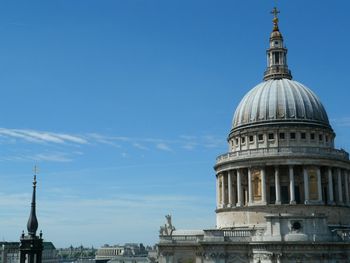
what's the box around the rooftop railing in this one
[159,229,255,243]
[159,228,350,244]
[216,146,349,164]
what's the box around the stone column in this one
[222,173,227,207]
[275,166,281,205]
[328,168,335,205]
[317,167,323,203]
[216,174,220,208]
[338,169,343,205]
[261,167,267,204]
[248,168,253,205]
[345,171,350,206]
[227,170,232,207]
[303,167,310,204]
[289,166,296,204]
[232,173,236,207]
[236,169,243,207]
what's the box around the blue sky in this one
[1,1,350,248]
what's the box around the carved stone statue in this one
[159,214,176,236]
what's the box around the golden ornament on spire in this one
[271,7,280,31]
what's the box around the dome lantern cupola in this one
[263,7,292,81]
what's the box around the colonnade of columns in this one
[216,166,350,208]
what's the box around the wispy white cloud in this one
[0,128,225,163]
[0,128,87,145]
[31,153,73,162]
[132,142,148,150]
[0,128,224,152]
[156,143,172,152]
[87,133,122,147]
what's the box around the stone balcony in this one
[216,146,349,165]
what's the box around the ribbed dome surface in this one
[233,79,330,130]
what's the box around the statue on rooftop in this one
[159,214,175,236]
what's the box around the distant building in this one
[0,243,20,263]
[0,242,58,263]
[157,7,350,263]
[42,243,59,263]
[96,245,125,261]
[95,244,149,263]
[57,245,96,262]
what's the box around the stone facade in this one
[157,7,350,263]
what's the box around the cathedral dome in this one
[232,79,330,131]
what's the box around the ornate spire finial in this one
[271,7,280,31]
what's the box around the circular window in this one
[292,221,302,231]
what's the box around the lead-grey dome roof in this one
[232,79,330,130]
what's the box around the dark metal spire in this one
[27,174,38,237]
[263,7,292,81]
[20,166,43,263]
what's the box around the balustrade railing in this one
[159,235,203,243]
[223,230,251,237]
[216,146,349,164]
[159,229,255,243]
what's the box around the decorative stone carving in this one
[159,215,176,236]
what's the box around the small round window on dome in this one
[291,221,302,233]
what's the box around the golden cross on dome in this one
[270,7,280,31]
[271,7,280,19]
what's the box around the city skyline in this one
[1,1,350,247]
